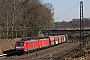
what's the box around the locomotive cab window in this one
[16,42,24,46]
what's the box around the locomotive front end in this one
[15,41,24,52]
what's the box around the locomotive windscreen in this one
[16,42,24,46]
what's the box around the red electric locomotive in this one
[15,39,39,53]
[15,38,50,53]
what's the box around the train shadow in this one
[3,49,17,56]
[3,49,24,57]
[3,49,37,57]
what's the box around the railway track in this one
[0,41,80,60]
[36,42,80,60]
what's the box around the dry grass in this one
[0,38,22,54]
[65,55,90,60]
[64,50,90,60]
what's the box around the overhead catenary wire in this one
[55,3,80,19]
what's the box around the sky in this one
[42,0,90,22]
